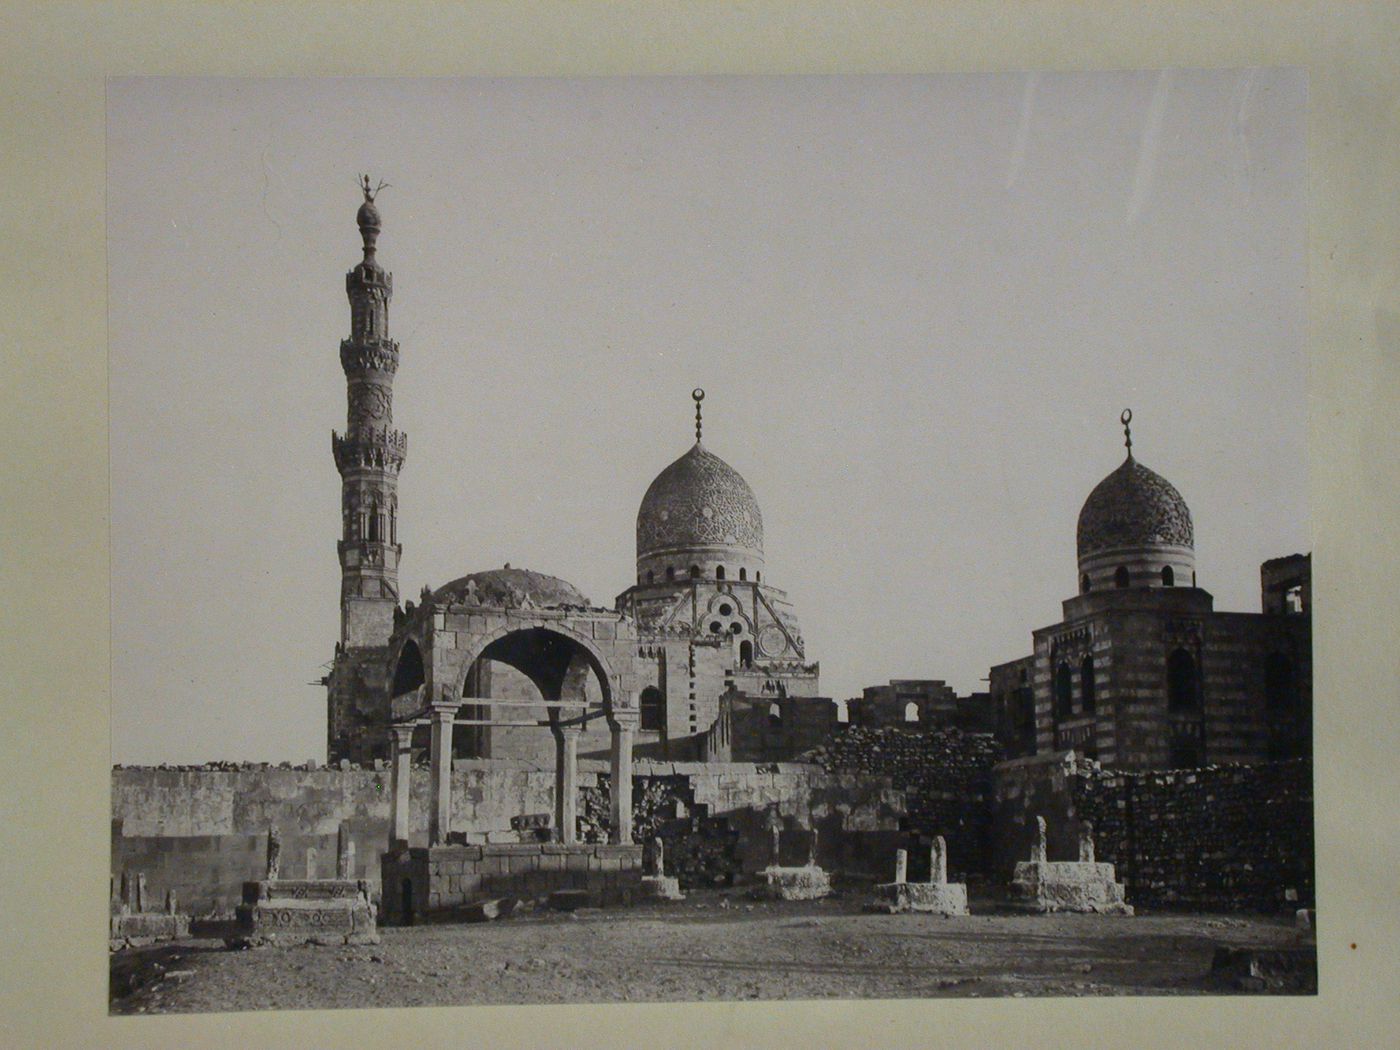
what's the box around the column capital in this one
[429,700,461,719]
[608,712,639,732]
[389,722,416,744]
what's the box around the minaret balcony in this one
[340,337,400,375]
[333,427,408,471]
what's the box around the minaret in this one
[332,176,406,648]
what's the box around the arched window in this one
[1114,566,1130,589]
[1161,565,1175,587]
[755,571,762,583]
[1082,573,1092,594]
[834,698,849,724]
[1265,652,1296,713]
[666,567,676,581]
[904,701,919,723]
[767,702,782,726]
[390,507,397,544]
[367,502,382,542]
[716,566,726,580]
[690,565,701,579]
[1055,662,1073,719]
[1081,655,1096,715]
[739,640,753,668]
[639,686,665,731]
[646,570,654,584]
[1167,648,1200,712]
[739,568,747,581]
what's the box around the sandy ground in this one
[110,890,1307,1015]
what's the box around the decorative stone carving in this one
[637,444,764,557]
[1077,456,1194,557]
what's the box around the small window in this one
[903,701,919,723]
[709,621,722,634]
[739,568,747,581]
[768,702,782,725]
[1161,565,1174,587]
[666,567,676,581]
[755,571,762,582]
[1114,566,1130,589]
[690,565,701,579]
[1055,662,1073,719]
[739,640,753,668]
[716,566,726,580]
[1082,573,1092,594]
[719,603,732,616]
[1167,648,1200,712]
[1081,655,1096,715]
[646,570,654,584]
[639,686,665,731]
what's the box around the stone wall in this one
[111,758,907,915]
[802,726,1003,877]
[992,752,1314,911]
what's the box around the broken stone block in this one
[754,864,831,901]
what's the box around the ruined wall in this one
[992,752,1314,911]
[111,758,907,914]
[802,726,1003,877]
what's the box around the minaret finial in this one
[692,388,705,444]
[355,175,389,261]
[1121,408,1133,457]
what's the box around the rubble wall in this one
[992,753,1314,911]
[801,727,1003,877]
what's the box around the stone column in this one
[931,835,947,885]
[894,849,908,884]
[609,718,635,845]
[1078,820,1095,864]
[388,724,415,849]
[1031,815,1048,864]
[554,725,581,845]
[428,701,461,846]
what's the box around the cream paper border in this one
[2,2,1397,1047]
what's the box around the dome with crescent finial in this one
[1076,456,1194,559]
[1074,411,1197,593]
[637,442,765,561]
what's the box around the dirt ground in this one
[110,889,1308,1015]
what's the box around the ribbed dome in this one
[1077,455,1194,559]
[637,443,764,558]
[431,568,590,609]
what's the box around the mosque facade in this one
[989,413,1312,771]
[325,187,819,768]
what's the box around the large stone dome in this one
[636,443,764,560]
[431,567,591,609]
[1077,455,1194,560]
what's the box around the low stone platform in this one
[1009,861,1133,915]
[231,878,379,947]
[866,880,968,916]
[382,842,645,924]
[110,911,190,950]
[754,865,831,901]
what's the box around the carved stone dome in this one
[636,443,764,560]
[1076,455,1194,560]
[431,567,590,609]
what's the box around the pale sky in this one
[108,72,1307,765]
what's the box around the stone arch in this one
[390,638,425,699]
[449,620,619,717]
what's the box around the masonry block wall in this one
[991,752,1314,911]
[111,759,908,914]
